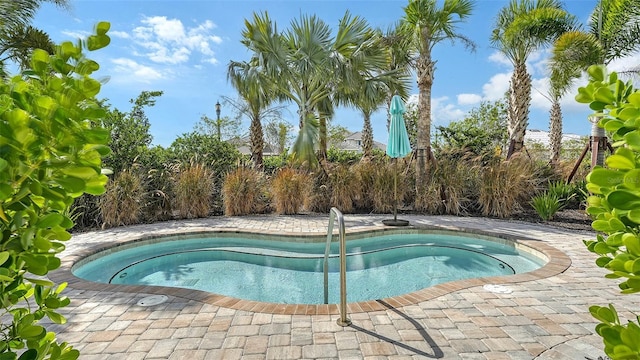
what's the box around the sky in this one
[30,0,640,148]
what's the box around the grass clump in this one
[223,167,269,216]
[476,155,539,218]
[271,167,310,214]
[328,164,361,213]
[174,163,214,218]
[100,170,144,228]
[373,161,401,214]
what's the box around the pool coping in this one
[50,223,571,315]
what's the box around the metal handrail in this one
[323,207,351,327]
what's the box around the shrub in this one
[476,155,539,218]
[263,153,289,175]
[100,170,144,228]
[305,169,331,213]
[69,194,102,231]
[578,65,640,358]
[530,193,562,221]
[0,23,111,359]
[271,167,311,214]
[222,167,269,216]
[546,180,575,203]
[174,163,214,218]
[327,147,362,164]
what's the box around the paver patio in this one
[45,214,637,359]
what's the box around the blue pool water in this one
[72,232,544,304]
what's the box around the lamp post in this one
[215,101,221,141]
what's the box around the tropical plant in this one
[239,11,387,166]
[546,180,576,203]
[578,65,640,359]
[0,26,55,71]
[401,0,475,188]
[0,22,110,359]
[346,26,412,162]
[530,193,562,220]
[0,0,69,75]
[226,60,284,170]
[378,22,414,130]
[222,167,269,216]
[550,0,640,167]
[491,0,576,158]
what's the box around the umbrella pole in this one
[393,158,398,222]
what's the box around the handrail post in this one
[324,207,351,327]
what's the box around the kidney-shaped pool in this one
[72,230,546,304]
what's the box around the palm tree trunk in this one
[319,116,327,164]
[549,101,562,166]
[362,112,373,161]
[506,63,531,158]
[416,53,434,187]
[250,116,264,170]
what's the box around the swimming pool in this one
[72,230,545,304]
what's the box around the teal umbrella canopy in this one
[386,95,411,158]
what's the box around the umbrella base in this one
[382,219,410,227]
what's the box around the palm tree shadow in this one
[348,299,444,358]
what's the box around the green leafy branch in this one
[579,64,640,359]
[0,22,111,360]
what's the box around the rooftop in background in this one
[524,129,585,148]
[334,131,386,152]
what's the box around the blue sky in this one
[31,0,639,147]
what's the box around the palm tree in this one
[491,0,576,158]
[352,80,388,161]
[549,0,640,166]
[227,60,283,170]
[239,11,386,167]
[401,0,475,188]
[379,23,413,130]
[0,0,70,75]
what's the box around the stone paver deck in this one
[45,214,636,359]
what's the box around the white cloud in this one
[457,93,482,105]
[609,51,640,74]
[129,16,222,65]
[432,96,466,124]
[530,77,552,111]
[406,94,466,125]
[111,58,164,83]
[482,72,511,101]
[61,30,90,39]
[110,31,130,39]
[488,51,511,67]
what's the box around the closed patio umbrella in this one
[383,95,411,227]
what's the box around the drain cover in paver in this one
[483,284,512,294]
[137,295,168,306]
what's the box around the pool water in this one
[73,232,544,304]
